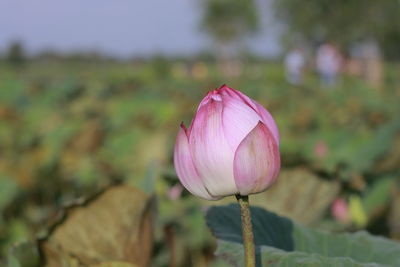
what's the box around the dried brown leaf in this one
[40,185,154,267]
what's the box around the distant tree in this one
[201,0,259,59]
[6,41,26,67]
[274,0,400,59]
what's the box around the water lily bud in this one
[174,85,280,200]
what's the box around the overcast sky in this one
[0,0,281,58]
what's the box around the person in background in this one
[284,47,306,85]
[316,43,342,87]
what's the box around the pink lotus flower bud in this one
[174,85,280,200]
[167,184,183,200]
[331,198,350,223]
[314,140,328,159]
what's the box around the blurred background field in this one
[1,0,400,266]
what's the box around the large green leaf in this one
[207,204,294,251]
[206,204,400,266]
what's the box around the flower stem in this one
[236,194,256,267]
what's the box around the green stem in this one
[236,195,256,267]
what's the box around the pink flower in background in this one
[331,198,350,223]
[314,140,328,158]
[174,85,280,200]
[167,184,184,200]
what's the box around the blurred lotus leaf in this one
[7,241,40,267]
[252,168,340,225]
[40,185,154,267]
[0,176,19,214]
[135,133,167,170]
[349,195,368,227]
[362,177,394,219]
[389,185,400,240]
[90,262,137,267]
[67,119,104,153]
[376,133,400,173]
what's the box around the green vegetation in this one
[0,59,399,266]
